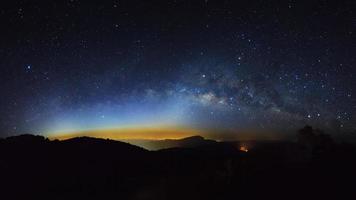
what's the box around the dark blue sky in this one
[0,0,355,138]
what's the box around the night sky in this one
[0,0,355,139]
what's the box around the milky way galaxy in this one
[0,0,355,139]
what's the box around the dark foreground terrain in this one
[0,126,355,200]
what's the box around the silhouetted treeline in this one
[0,127,355,200]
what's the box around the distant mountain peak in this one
[180,135,205,141]
[127,135,217,150]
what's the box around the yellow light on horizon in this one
[48,126,205,141]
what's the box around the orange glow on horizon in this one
[47,125,286,142]
[49,126,204,141]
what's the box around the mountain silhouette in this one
[124,135,217,150]
[0,128,355,200]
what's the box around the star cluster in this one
[0,0,355,138]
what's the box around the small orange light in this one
[240,146,248,152]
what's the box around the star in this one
[0,0,354,137]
